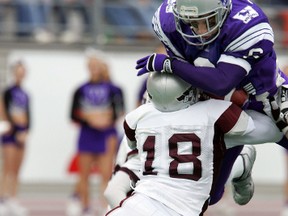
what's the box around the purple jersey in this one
[153,0,287,112]
[108,82,125,121]
[70,81,124,153]
[1,84,30,145]
[3,85,30,128]
[71,81,124,124]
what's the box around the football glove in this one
[136,53,173,76]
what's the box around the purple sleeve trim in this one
[119,167,140,183]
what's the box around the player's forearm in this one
[172,60,246,96]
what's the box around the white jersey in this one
[114,136,141,182]
[115,137,137,167]
[123,99,253,216]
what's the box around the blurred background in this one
[0,0,288,215]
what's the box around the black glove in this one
[136,53,173,76]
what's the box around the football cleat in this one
[232,145,256,205]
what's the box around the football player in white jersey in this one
[105,72,282,216]
[135,0,288,207]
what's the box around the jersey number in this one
[243,48,263,59]
[143,133,202,181]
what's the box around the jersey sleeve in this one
[123,108,139,149]
[2,88,30,130]
[70,87,86,125]
[26,94,31,129]
[123,120,136,149]
[111,85,125,120]
[3,89,12,123]
[123,104,153,149]
[172,59,247,96]
[213,101,254,136]
[219,1,274,67]
[208,3,277,96]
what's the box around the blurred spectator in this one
[54,0,92,44]
[279,10,288,47]
[255,0,288,5]
[15,0,55,43]
[0,60,30,215]
[104,0,162,41]
[66,49,124,216]
[126,0,162,31]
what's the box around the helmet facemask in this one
[172,0,231,47]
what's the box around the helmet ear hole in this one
[146,72,199,112]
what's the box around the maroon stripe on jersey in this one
[127,149,138,159]
[210,103,241,196]
[123,120,136,141]
[215,104,242,133]
[105,204,121,215]
[200,198,209,216]
[113,164,121,174]
[119,167,140,183]
[209,127,227,202]
[106,193,136,215]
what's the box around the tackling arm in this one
[136,53,247,97]
[171,60,247,96]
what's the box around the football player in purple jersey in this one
[135,0,288,206]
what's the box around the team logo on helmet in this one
[177,86,197,103]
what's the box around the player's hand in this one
[136,53,173,76]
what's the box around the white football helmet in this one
[146,72,199,112]
[172,0,231,47]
